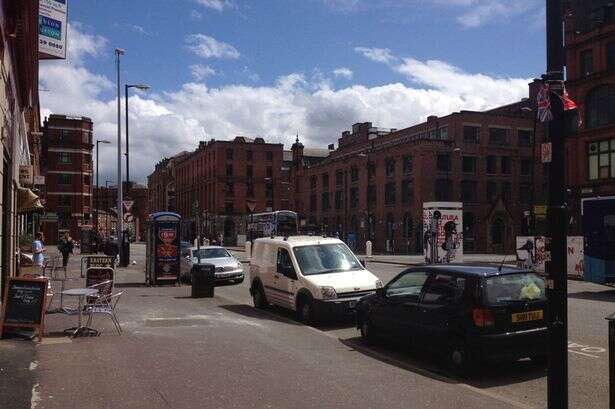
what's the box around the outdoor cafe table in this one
[61,288,99,337]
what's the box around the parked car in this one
[249,236,382,322]
[181,246,244,286]
[355,265,548,373]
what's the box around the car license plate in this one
[348,300,357,308]
[511,310,543,323]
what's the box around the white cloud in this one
[322,0,360,11]
[333,67,353,79]
[189,64,217,80]
[185,34,240,59]
[194,0,235,11]
[129,24,153,36]
[190,10,203,20]
[41,25,530,185]
[354,47,396,64]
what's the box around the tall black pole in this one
[545,1,567,408]
[95,141,99,232]
[125,84,130,195]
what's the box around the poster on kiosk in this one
[423,202,463,264]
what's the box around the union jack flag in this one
[536,83,553,123]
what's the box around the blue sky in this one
[40,0,547,183]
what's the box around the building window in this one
[266,166,273,178]
[226,164,233,177]
[518,129,533,147]
[350,187,359,208]
[501,156,511,174]
[464,213,475,239]
[608,42,615,70]
[247,183,254,197]
[335,190,343,210]
[83,175,90,186]
[247,150,253,161]
[586,85,615,128]
[59,129,70,143]
[226,149,234,160]
[58,174,72,185]
[588,140,615,180]
[310,194,317,210]
[310,176,317,190]
[402,213,413,238]
[385,158,395,178]
[247,165,253,178]
[266,151,273,161]
[436,154,451,172]
[335,170,343,187]
[435,179,452,201]
[463,126,480,144]
[580,49,594,77]
[59,152,71,164]
[521,159,532,176]
[225,202,234,214]
[486,181,497,202]
[501,181,511,201]
[401,179,413,204]
[266,180,273,199]
[322,173,329,189]
[367,185,377,207]
[439,126,449,140]
[491,218,505,246]
[402,155,413,175]
[226,181,234,196]
[486,155,497,174]
[385,182,396,205]
[58,195,71,207]
[462,156,476,173]
[460,180,477,203]
[350,166,359,182]
[520,182,532,204]
[322,192,330,210]
[489,128,509,145]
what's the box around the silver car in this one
[182,246,244,286]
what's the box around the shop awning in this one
[17,188,44,214]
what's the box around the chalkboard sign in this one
[86,256,115,269]
[0,277,48,341]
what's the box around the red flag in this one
[562,88,577,111]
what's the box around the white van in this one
[249,236,382,322]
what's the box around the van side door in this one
[273,247,298,309]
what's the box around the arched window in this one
[586,85,615,128]
[402,213,413,238]
[491,218,505,246]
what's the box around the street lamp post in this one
[95,140,111,233]
[522,106,539,235]
[124,83,150,194]
[115,48,125,264]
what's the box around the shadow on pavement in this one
[115,282,148,288]
[218,304,304,326]
[568,289,615,302]
[339,336,546,388]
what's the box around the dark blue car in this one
[355,265,548,373]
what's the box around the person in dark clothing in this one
[59,232,74,267]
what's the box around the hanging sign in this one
[541,142,552,163]
[39,0,68,59]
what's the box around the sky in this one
[39,0,547,184]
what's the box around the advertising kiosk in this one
[423,202,463,264]
[146,212,181,285]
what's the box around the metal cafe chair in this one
[84,291,124,335]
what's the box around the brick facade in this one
[41,115,93,244]
[564,1,615,230]
[291,107,544,254]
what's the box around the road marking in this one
[569,350,599,358]
[568,341,605,358]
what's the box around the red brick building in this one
[291,106,544,254]
[147,151,189,215]
[564,1,615,229]
[173,137,286,245]
[93,182,148,240]
[41,115,93,244]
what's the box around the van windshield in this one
[483,273,546,305]
[293,243,363,276]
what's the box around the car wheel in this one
[449,338,475,376]
[252,282,268,309]
[297,297,315,324]
[359,319,377,344]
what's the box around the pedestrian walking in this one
[32,232,46,274]
[59,232,74,268]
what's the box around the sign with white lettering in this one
[541,142,552,163]
[19,166,33,185]
[39,0,68,59]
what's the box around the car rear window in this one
[483,273,546,305]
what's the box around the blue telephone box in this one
[582,197,615,284]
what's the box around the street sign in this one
[19,165,33,185]
[541,142,552,163]
[123,201,134,213]
[124,212,134,223]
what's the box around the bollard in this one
[245,241,251,260]
[607,313,615,409]
[366,241,372,258]
[194,238,198,247]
